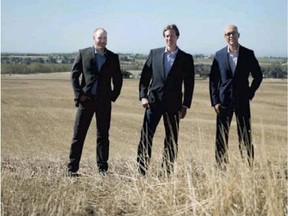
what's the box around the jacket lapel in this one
[158,47,165,80]
[88,47,98,73]
[101,49,109,72]
[223,47,233,77]
[170,49,182,73]
[233,45,242,77]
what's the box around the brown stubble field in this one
[1,73,287,216]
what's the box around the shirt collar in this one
[94,46,106,55]
[227,45,240,54]
[165,47,179,55]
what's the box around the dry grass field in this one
[1,72,287,216]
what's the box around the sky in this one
[1,0,287,57]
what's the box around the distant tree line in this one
[1,54,75,64]
[1,63,72,74]
[1,53,287,79]
[261,62,287,78]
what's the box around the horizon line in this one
[1,51,287,58]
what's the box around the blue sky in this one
[1,0,287,56]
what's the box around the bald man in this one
[68,28,123,176]
[209,25,262,168]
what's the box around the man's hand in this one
[79,95,91,102]
[214,103,222,114]
[178,106,187,119]
[141,98,149,109]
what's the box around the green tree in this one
[270,62,287,78]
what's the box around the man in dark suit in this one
[209,25,263,168]
[137,24,195,175]
[68,28,123,176]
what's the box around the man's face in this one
[164,29,178,48]
[224,26,239,46]
[93,29,107,50]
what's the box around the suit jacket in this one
[139,47,195,113]
[71,47,123,106]
[209,45,263,110]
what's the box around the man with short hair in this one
[209,25,263,168]
[68,28,123,176]
[137,24,195,175]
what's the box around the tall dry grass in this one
[1,73,287,215]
